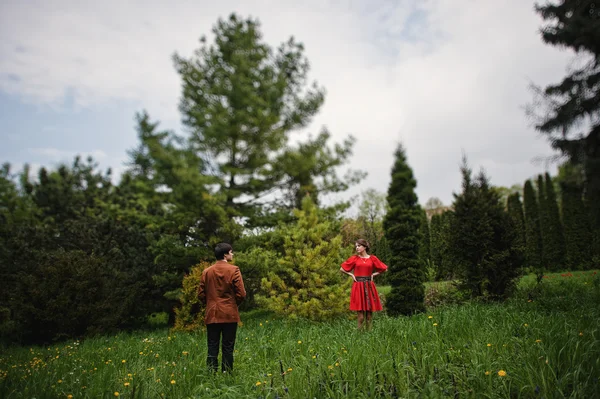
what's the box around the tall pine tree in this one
[523,179,544,276]
[382,143,425,316]
[173,13,362,227]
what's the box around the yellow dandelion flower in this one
[433,323,438,326]
[139,352,143,355]
[58,379,63,383]
[260,323,263,327]
[524,323,528,327]
[256,381,261,386]
[182,351,189,355]
[114,392,119,397]
[121,360,126,364]
[124,382,130,387]
[487,344,492,347]
[287,367,293,372]
[335,362,339,367]
[267,373,272,377]
[298,340,302,344]
[498,370,507,377]
[485,371,490,376]
[67,395,73,399]
[170,380,176,385]
[428,315,433,319]
[579,332,583,336]
[535,339,542,343]
[312,355,316,359]
[328,365,333,370]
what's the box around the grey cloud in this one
[0,0,574,207]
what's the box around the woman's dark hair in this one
[355,239,370,253]
[214,242,232,260]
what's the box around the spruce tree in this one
[383,143,425,316]
[523,180,544,276]
[544,172,566,270]
[449,157,523,299]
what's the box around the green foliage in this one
[506,192,526,259]
[528,0,600,259]
[0,159,165,344]
[559,163,594,269]
[523,179,543,274]
[430,211,455,281]
[449,156,524,299]
[542,172,566,270]
[172,13,363,227]
[233,247,279,310]
[172,261,211,332]
[418,208,431,267]
[256,196,352,321]
[383,143,426,315]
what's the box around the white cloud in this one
[0,0,575,206]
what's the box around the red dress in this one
[341,255,388,312]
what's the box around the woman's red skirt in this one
[349,280,383,312]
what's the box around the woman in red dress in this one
[340,239,388,330]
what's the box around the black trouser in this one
[206,322,238,372]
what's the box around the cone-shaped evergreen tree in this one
[429,214,442,277]
[559,163,593,269]
[383,143,425,316]
[418,208,431,267]
[256,195,351,321]
[507,192,526,256]
[536,175,550,268]
[523,179,543,275]
[543,172,566,270]
[449,157,523,299]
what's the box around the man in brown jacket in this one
[198,242,246,373]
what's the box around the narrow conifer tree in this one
[523,179,544,277]
[544,172,566,270]
[449,157,523,299]
[559,164,593,269]
[537,175,550,268]
[507,192,526,255]
[383,143,425,316]
[418,209,431,267]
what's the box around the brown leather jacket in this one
[198,260,246,324]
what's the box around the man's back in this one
[198,260,246,324]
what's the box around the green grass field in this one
[1,271,599,398]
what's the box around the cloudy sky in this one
[0,0,574,211]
